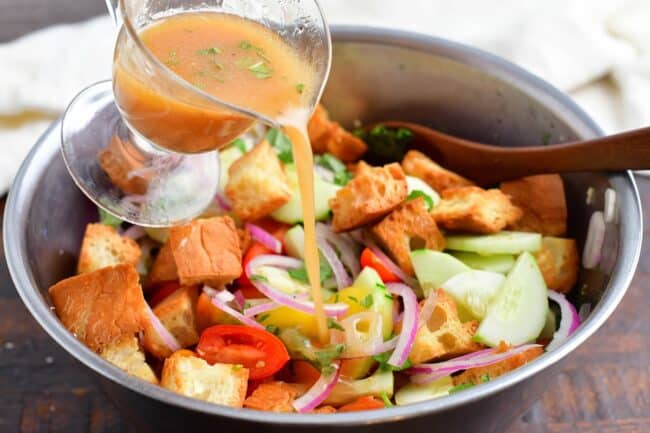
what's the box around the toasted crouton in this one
[98,135,149,195]
[225,140,292,221]
[147,241,178,287]
[169,216,242,286]
[431,186,523,234]
[330,163,408,232]
[370,197,445,275]
[244,381,303,412]
[409,289,483,364]
[196,292,239,332]
[100,335,158,384]
[452,346,543,386]
[401,150,473,192]
[48,264,147,352]
[77,223,142,274]
[161,350,248,407]
[308,104,367,162]
[142,285,199,359]
[500,175,568,236]
[536,237,579,294]
[312,406,337,414]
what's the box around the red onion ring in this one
[122,225,146,240]
[245,255,349,318]
[247,223,282,254]
[292,362,341,413]
[232,289,246,310]
[314,165,335,183]
[203,286,265,330]
[368,243,419,288]
[408,344,542,384]
[317,223,361,277]
[418,290,439,328]
[386,283,419,367]
[316,226,352,289]
[546,290,580,351]
[214,192,232,211]
[243,301,279,317]
[144,304,181,352]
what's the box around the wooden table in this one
[0,177,647,433]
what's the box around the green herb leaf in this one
[265,325,279,335]
[248,61,273,79]
[332,170,353,186]
[355,125,414,164]
[196,46,222,55]
[347,295,359,304]
[373,352,412,372]
[361,293,374,308]
[315,153,353,186]
[449,383,475,394]
[287,256,333,284]
[406,190,434,210]
[480,374,491,383]
[98,208,122,228]
[257,313,270,323]
[266,128,293,163]
[327,318,344,331]
[295,83,305,94]
[380,391,394,407]
[250,274,268,282]
[230,138,247,154]
[239,40,254,50]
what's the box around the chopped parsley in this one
[327,318,344,331]
[230,138,247,153]
[196,46,222,55]
[165,50,179,66]
[373,352,412,372]
[265,325,279,335]
[249,274,268,282]
[98,208,122,228]
[295,83,305,94]
[354,124,414,164]
[287,256,333,284]
[406,190,434,210]
[347,295,359,304]
[361,293,374,308]
[257,313,270,323]
[315,153,353,186]
[266,128,293,163]
[239,40,254,50]
[248,62,273,79]
[449,383,474,394]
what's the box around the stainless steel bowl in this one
[4,26,642,433]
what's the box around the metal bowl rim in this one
[3,24,642,426]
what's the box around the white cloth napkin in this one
[1,0,649,194]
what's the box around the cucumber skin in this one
[451,251,515,274]
[446,231,542,255]
[474,252,548,347]
[283,225,305,259]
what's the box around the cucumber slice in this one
[283,225,305,259]
[325,370,393,405]
[475,252,548,347]
[446,231,542,255]
[406,176,440,207]
[410,250,470,297]
[353,267,394,339]
[395,376,453,406]
[539,308,557,340]
[144,227,169,244]
[255,266,310,295]
[441,270,506,320]
[271,164,341,224]
[218,145,244,192]
[450,251,515,274]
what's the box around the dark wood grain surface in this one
[0,177,647,433]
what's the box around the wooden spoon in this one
[378,121,650,186]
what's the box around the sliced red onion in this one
[316,227,352,289]
[368,243,419,288]
[408,344,542,384]
[583,211,605,269]
[243,301,279,317]
[214,192,232,211]
[246,255,349,318]
[203,286,265,330]
[232,289,246,310]
[418,290,438,328]
[386,283,419,367]
[144,304,181,352]
[122,225,146,240]
[317,223,361,277]
[247,223,282,254]
[292,362,341,413]
[314,165,335,183]
[546,290,581,352]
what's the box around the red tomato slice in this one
[237,284,266,299]
[196,325,289,380]
[147,281,181,307]
[360,248,400,283]
[237,242,273,287]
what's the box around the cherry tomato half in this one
[237,243,272,287]
[196,325,289,380]
[359,248,400,283]
[147,281,181,307]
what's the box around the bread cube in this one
[500,174,568,236]
[161,350,249,407]
[536,237,579,294]
[401,150,473,192]
[431,186,523,234]
[48,264,147,352]
[169,216,242,286]
[330,163,408,232]
[147,241,178,287]
[98,135,149,195]
[225,140,292,221]
[77,223,141,274]
[308,104,367,162]
[370,197,445,276]
[409,289,483,364]
[244,381,303,412]
[100,335,158,384]
[452,346,543,386]
[142,285,200,359]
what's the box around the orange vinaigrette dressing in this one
[117,12,328,342]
